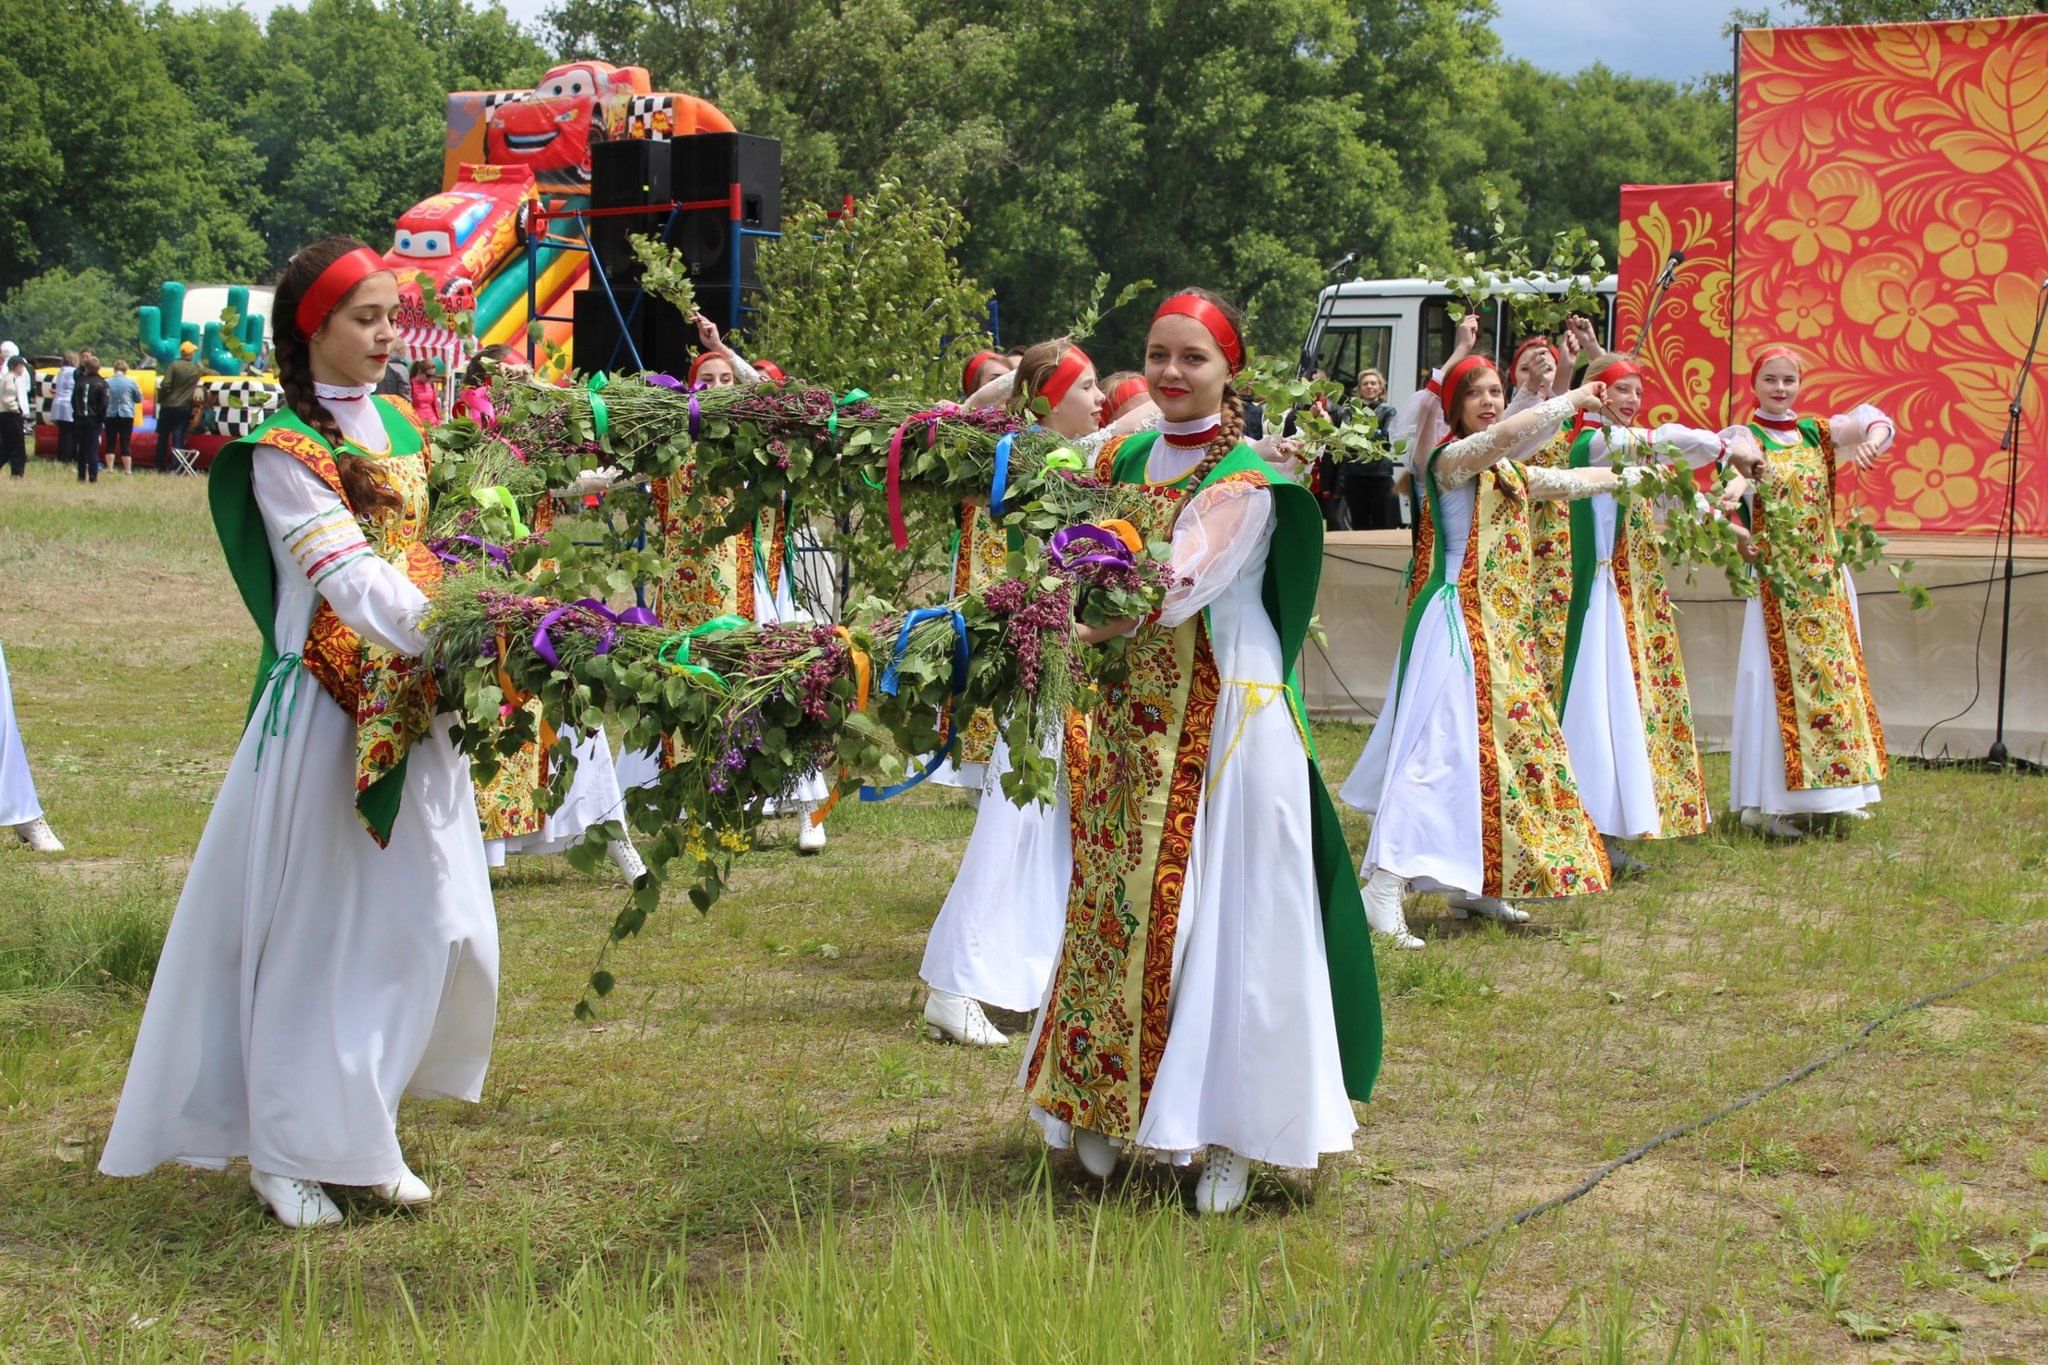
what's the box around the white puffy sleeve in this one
[965,369,1016,408]
[1389,373,1443,474]
[1828,403,1896,457]
[1522,464,1616,502]
[253,448,432,657]
[1433,393,1578,489]
[1643,423,1726,469]
[1154,480,1277,628]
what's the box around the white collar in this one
[314,380,375,401]
[1160,413,1222,436]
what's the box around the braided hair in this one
[271,235,401,516]
[1167,288,1249,492]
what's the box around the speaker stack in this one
[579,133,782,376]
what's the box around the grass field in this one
[2,459,2046,1362]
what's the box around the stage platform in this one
[1305,531,2048,764]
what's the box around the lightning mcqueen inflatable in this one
[386,163,537,312]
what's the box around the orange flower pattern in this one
[1616,182,1735,435]
[1735,16,2048,534]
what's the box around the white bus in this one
[1300,274,1619,404]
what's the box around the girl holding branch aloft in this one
[1721,346,1895,839]
[1340,338,1637,947]
[1022,291,1380,1216]
[101,237,499,1228]
[1551,353,1759,875]
[920,337,1105,1048]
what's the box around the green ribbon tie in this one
[471,485,530,540]
[254,652,304,770]
[1043,447,1087,473]
[654,614,751,688]
[586,372,611,450]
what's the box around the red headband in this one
[1037,345,1093,410]
[1749,345,1802,386]
[961,349,1001,396]
[1103,375,1150,423]
[1439,355,1497,421]
[1588,357,1642,387]
[295,246,390,340]
[1153,293,1244,372]
[689,351,729,385]
[754,360,787,382]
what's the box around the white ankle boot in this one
[1363,870,1424,950]
[923,989,1007,1046]
[607,838,647,883]
[367,1164,433,1206]
[796,807,826,854]
[1194,1146,1252,1214]
[250,1168,342,1228]
[1446,891,1530,923]
[13,817,62,852]
[1073,1128,1120,1180]
[1739,807,1804,840]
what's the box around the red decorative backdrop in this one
[1617,181,1736,434]
[1734,14,2048,534]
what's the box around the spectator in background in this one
[105,360,141,475]
[408,359,441,425]
[2,354,29,478]
[377,337,410,396]
[51,351,78,468]
[156,342,203,474]
[1345,368,1401,531]
[72,351,109,483]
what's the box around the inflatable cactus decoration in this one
[138,281,202,365]
[204,288,265,375]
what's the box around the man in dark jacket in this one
[156,342,203,473]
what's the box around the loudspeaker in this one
[574,288,694,377]
[589,138,673,288]
[671,133,781,292]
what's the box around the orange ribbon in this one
[810,626,871,827]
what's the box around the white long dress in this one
[1339,393,1597,893]
[1027,439,1355,1170]
[0,639,46,827]
[1555,420,1724,840]
[100,394,498,1187]
[919,733,1069,1010]
[484,727,628,865]
[1722,405,1894,818]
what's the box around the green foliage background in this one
[5,0,2028,360]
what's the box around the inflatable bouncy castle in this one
[394,61,734,377]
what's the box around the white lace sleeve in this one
[1155,481,1277,628]
[1522,463,1616,502]
[965,369,1015,408]
[1433,393,1578,489]
[728,353,764,385]
[1828,403,1896,457]
[253,448,431,656]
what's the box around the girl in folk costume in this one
[920,338,1105,1047]
[100,238,498,1228]
[1721,347,1894,839]
[453,346,646,883]
[1339,347,1632,948]
[1552,353,1760,874]
[1022,292,1381,1216]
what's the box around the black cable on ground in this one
[1388,936,2048,1283]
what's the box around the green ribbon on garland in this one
[825,389,870,440]
[1043,447,1087,473]
[586,372,611,450]
[653,613,751,689]
[470,485,530,541]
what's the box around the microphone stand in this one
[1986,283,2047,769]
[1629,252,1685,361]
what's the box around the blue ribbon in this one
[253,652,304,771]
[989,433,1015,518]
[861,607,969,802]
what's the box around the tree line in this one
[2,0,2029,362]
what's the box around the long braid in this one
[1180,385,1246,492]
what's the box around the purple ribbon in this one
[645,373,684,389]
[688,392,701,439]
[532,598,661,669]
[1048,525,1136,573]
[429,536,511,568]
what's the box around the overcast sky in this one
[173,0,1745,84]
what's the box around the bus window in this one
[1312,323,1393,390]
[1419,297,1503,379]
